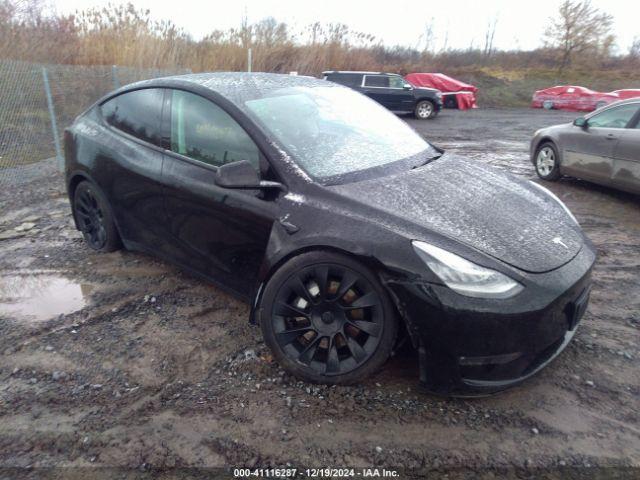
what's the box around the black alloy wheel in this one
[260,252,397,384]
[73,181,121,252]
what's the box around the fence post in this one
[112,65,120,89]
[247,48,252,73]
[42,67,63,172]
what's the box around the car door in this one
[159,89,278,298]
[97,88,169,251]
[611,104,640,194]
[385,75,415,112]
[362,75,393,108]
[561,103,640,186]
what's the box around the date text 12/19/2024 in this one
[233,468,400,478]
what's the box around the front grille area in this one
[459,286,591,384]
[459,331,567,382]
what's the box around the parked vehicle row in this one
[532,85,640,112]
[323,72,640,118]
[64,72,596,396]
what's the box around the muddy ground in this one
[0,108,638,478]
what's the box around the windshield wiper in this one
[411,152,443,169]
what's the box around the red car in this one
[405,73,478,110]
[610,89,640,100]
[531,85,619,112]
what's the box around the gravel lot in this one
[0,108,639,477]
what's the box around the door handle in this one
[605,134,617,140]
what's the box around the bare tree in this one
[630,36,640,58]
[543,0,615,71]
[253,17,291,48]
[238,7,251,49]
[419,17,436,53]
[483,15,498,57]
[440,24,449,53]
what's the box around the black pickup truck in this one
[322,71,443,119]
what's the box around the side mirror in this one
[573,117,588,129]
[214,160,286,191]
[403,84,413,90]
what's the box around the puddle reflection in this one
[0,271,92,322]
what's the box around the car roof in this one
[613,97,640,105]
[585,97,640,117]
[109,72,334,106]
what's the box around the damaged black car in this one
[64,73,596,395]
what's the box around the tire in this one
[595,101,607,110]
[259,251,398,385]
[414,100,437,119]
[73,180,121,252]
[443,96,458,109]
[542,100,554,110]
[534,142,561,181]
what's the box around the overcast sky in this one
[53,0,639,53]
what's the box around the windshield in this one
[243,86,436,181]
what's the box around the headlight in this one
[412,241,523,299]
[529,181,579,226]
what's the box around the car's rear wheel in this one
[73,180,121,252]
[534,142,561,181]
[443,96,458,109]
[415,100,437,119]
[542,100,554,110]
[259,251,398,385]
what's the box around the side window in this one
[364,75,389,88]
[169,90,260,168]
[100,88,164,145]
[587,104,640,129]
[326,73,362,87]
[388,76,405,88]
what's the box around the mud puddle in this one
[0,270,92,322]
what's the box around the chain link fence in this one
[0,59,190,186]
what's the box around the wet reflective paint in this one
[0,271,92,322]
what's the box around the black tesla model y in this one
[64,73,596,395]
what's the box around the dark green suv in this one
[322,71,443,119]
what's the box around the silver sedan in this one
[530,98,640,194]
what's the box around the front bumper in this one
[386,244,596,396]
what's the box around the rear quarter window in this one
[363,76,389,88]
[100,88,164,146]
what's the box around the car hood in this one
[537,123,572,135]
[330,154,583,273]
[414,87,439,94]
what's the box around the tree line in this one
[1,0,638,74]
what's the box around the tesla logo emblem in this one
[553,237,569,249]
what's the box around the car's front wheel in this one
[259,251,398,385]
[534,142,561,181]
[73,180,121,252]
[415,100,437,119]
